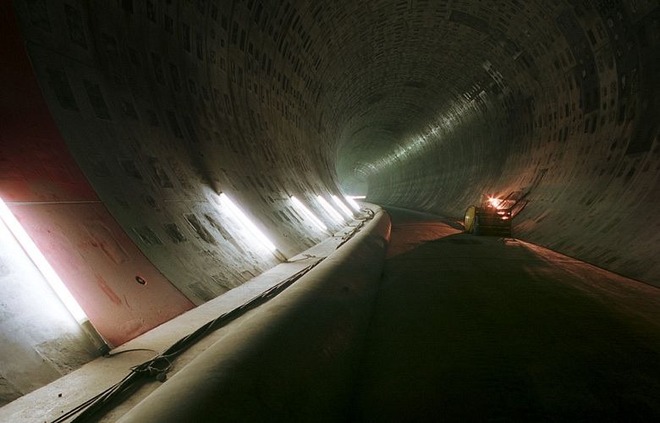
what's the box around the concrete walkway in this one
[350,207,660,422]
[0,212,376,422]
[5,206,660,422]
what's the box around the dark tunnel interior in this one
[1,0,660,415]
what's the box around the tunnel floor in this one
[349,207,660,422]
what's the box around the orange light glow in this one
[488,196,502,209]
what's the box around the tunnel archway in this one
[1,0,659,409]
[12,0,660,293]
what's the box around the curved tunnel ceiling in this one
[12,0,660,307]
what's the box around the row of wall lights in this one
[218,192,360,259]
[0,192,361,334]
[290,195,328,232]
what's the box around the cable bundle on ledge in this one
[53,260,321,423]
[53,210,376,422]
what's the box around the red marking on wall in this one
[83,221,129,265]
[124,295,133,310]
[10,203,194,346]
[96,274,123,306]
[121,318,147,341]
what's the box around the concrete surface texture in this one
[0,0,659,412]
[7,206,659,421]
[0,210,97,406]
[350,208,660,421]
[0,209,384,422]
[117,208,390,423]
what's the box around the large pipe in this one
[119,208,391,422]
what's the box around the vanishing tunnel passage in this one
[1,0,659,411]
[352,208,660,422]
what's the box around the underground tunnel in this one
[1,0,660,421]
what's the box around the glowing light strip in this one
[290,196,327,231]
[316,195,344,223]
[366,98,476,175]
[345,196,362,212]
[0,197,88,323]
[331,195,354,218]
[219,193,277,252]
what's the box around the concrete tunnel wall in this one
[1,0,659,406]
[118,208,391,423]
[364,1,660,285]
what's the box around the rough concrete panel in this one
[0,377,21,408]
[3,0,660,407]
[0,215,95,405]
[118,209,391,423]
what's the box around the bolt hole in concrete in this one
[135,276,147,285]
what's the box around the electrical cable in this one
[52,209,376,422]
[105,348,158,357]
[53,262,320,423]
[285,253,323,263]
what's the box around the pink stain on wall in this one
[96,274,123,306]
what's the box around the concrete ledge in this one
[118,207,391,422]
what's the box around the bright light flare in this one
[488,196,503,209]
[290,196,328,232]
[316,195,344,223]
[219,193,277,252]
[331,195,354,219]
[345,196,363,212]
[0,197,88,323]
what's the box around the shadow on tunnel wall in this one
[366,3,660,286]
[11,1,660,296]
[2,0,660,407]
